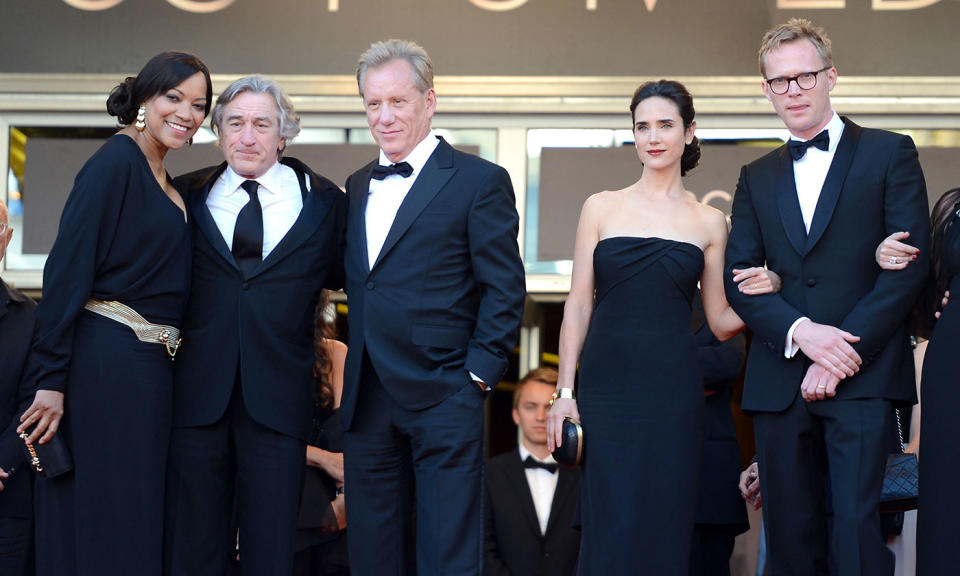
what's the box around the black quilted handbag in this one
[880,409,918,513]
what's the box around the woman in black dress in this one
[545,81,778,575]
[293,290,350,575]
[18,51,211,576]
[912,188,960,574]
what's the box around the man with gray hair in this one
[163,75,346,576]
[341,40,526,575]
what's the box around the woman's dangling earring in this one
[135,105,146,132]
[187,137,193,147]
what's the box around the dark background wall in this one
[2,0,957,77]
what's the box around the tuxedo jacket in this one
[691,294,749,531]
[724,118,930,412]
[0,281,35,518]
[172,158,346,440]
[484,449,580,576]
[341,138,526,428]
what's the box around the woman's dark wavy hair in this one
[629,80,701,177]
[313,290,338,409]
[915,187,960,338]
[106,51,212,126]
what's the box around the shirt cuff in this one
[785,317,810,359]
[469,371,491,391]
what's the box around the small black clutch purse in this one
[880,452,918,513]
[551,417,583,468]
[20,425,73,478]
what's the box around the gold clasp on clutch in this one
[19,432,43,473]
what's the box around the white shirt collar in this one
[518,442,557,465]
[223,161,285,197]
[376,130,440,176]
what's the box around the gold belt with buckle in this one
[83,298,182,359]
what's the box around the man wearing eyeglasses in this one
[0,199,36,576]
[723,18,929,576]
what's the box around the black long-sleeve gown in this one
[917,216,960,574]
[24,134,191,576]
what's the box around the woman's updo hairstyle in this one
[629,80,701,176]
[106,51,213,126]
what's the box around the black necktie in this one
[370,161,414,180]
[232,179,263,276]
[787,130,830,161]
[524,456,558,474]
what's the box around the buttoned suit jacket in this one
[724,118,930,412]
[341,138,526,428]
[0,282,35,518]
[484,448,580,576]
[171,157,346,440]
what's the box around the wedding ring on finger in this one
[890,256,899,264]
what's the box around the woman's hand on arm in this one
[17,390,65,445]
[732,267,781,295]
[306,446,345,484]
[875,231,918,270]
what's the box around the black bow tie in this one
[524,456,558,474]
[787,130,830,161]
[370,161,414,180]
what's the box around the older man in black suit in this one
[724,19,929,576]
[485,368,580,576]
[341,40,526,576]
[0,198,36,576]
[163,76,346,576]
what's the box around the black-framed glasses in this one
[765,66,832,95]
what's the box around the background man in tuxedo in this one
[484,367,579,576]
[0,199,36,576]
[724,19,929,576]
[341,40,526,576]
[164,76,346,576]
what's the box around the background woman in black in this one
[17,51,211,576]
[294,290,349,576]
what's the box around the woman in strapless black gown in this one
[914,188,960,574]
[546,81,773,575]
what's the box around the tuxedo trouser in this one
[343,355,486,576]
[164,376,305,576]
[754,394,892,576]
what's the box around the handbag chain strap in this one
[895,408,905,452]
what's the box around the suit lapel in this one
[350,163,375,278]
[775,147,807,256]
[370,140,456,271]
[188,162,239,272]
[507,450,544,538]
[251,158,332,278]
[545,466,575,537]
[804,118,861,254]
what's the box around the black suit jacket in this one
[341,138,526,428]
[484,449,580,576]
[0,281,35,518]
[691,295,749,531]
[724,118,930,412]
[172,158,346,440]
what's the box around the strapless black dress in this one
[576,237,705,575]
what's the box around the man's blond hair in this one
[758,18,833,77]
